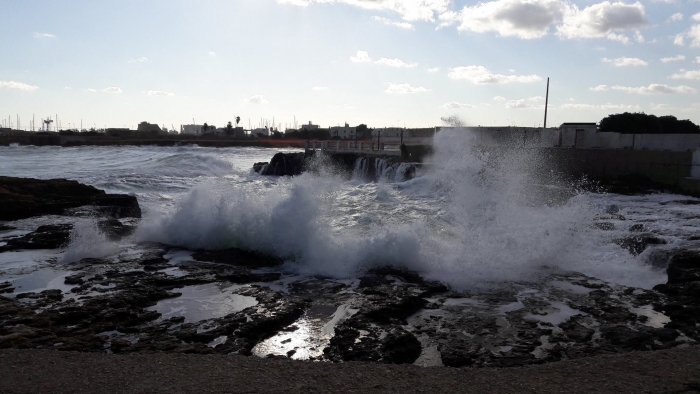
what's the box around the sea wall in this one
[481,147,697,193]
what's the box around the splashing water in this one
[61,219,120,263]
[137,129,666,289]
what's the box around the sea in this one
[1,130,698,298]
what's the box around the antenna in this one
[544,77,550,128]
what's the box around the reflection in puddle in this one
[4,269,75,296]
[253,303,357,360]
[148,283,257,323]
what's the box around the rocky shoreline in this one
[0,176,698,368]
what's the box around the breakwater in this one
[254,151,419,182]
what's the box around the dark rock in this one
[261,153,307,176]
[193,248,283,268]
[600,325,653,350]
[0,224,15,231]
[593,222,615,231]
[666,249,700,284]
[363,295,426,324]
[0,176,141,221]
[0,224,72,252]
[64,275,85,285]
[439,338,482,367]
[613,234,666,256]
[629,224,645,232]
[252,162,268,173]
[559,320,595,343]
[380,329,421,364]
[98,219,136,240]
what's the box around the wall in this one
[633,134,700,151]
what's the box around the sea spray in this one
[137,129,667,289]
[61,219,120,263]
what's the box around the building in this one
[330,123,357,139]
[137,122,162,135]
[300,122,319,132]
[181,124,213,135]
[252,127,270,137]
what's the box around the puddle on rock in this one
[253,303,357,360]
[147,283,257,323]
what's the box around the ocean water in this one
[1,130,697,291]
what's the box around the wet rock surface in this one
[0,178,699,368]
[0,224,72,252]
[0,236,697,366]
[0,176,141,221]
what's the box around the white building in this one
[330,123,356,139]
[181,124,209,135]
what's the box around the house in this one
[137,122,162,135]
[300,122,319,132]
[330,123,357,139]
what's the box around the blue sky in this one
[1,0,699,130]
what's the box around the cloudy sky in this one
[1,0,699,130]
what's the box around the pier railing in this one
[304,140,402,156]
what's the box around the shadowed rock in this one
[0,176,141,221]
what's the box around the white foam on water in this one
[136,129,668,290]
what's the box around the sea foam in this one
[137,129,666,289]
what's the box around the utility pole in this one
[544,77,550,129]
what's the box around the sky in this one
[0,0,699,130]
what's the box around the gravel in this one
[1,347,700,393]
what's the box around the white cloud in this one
[147,90,175,97]
[277,0,451,22]
[529,96,545,101]
[696,56,700,64]
[674,33,685,46]
[693,12,700,21]
[689,25,700,47]
[0,81,39,91]
[493,95,507,101]
[384,83,430,94]
[590,84,609,91]
[668,13,683,22]
[602,57,648,66]
[350,50,372,63]
[103,87,123,94]
[448,65,541,84]
[606,33,630,44]
[612,84,696,94]
[455,0,566,39]
[427,67,440,73]
[561,103,640,110]
[312,86,330,91]
[241,94,269,104]
[375,57,418,68]
[669,69,700,80]
[661,55,685,63]
[373,16,415,29]
[505,99,534,109]
[129,57,149,63]
[33,32,56,39]
[635,30,644,43]
[64,86,71,90]
[558,1,648,40]
[208,51,216,56]
[86,88,97,93]
[442,101,477,108]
